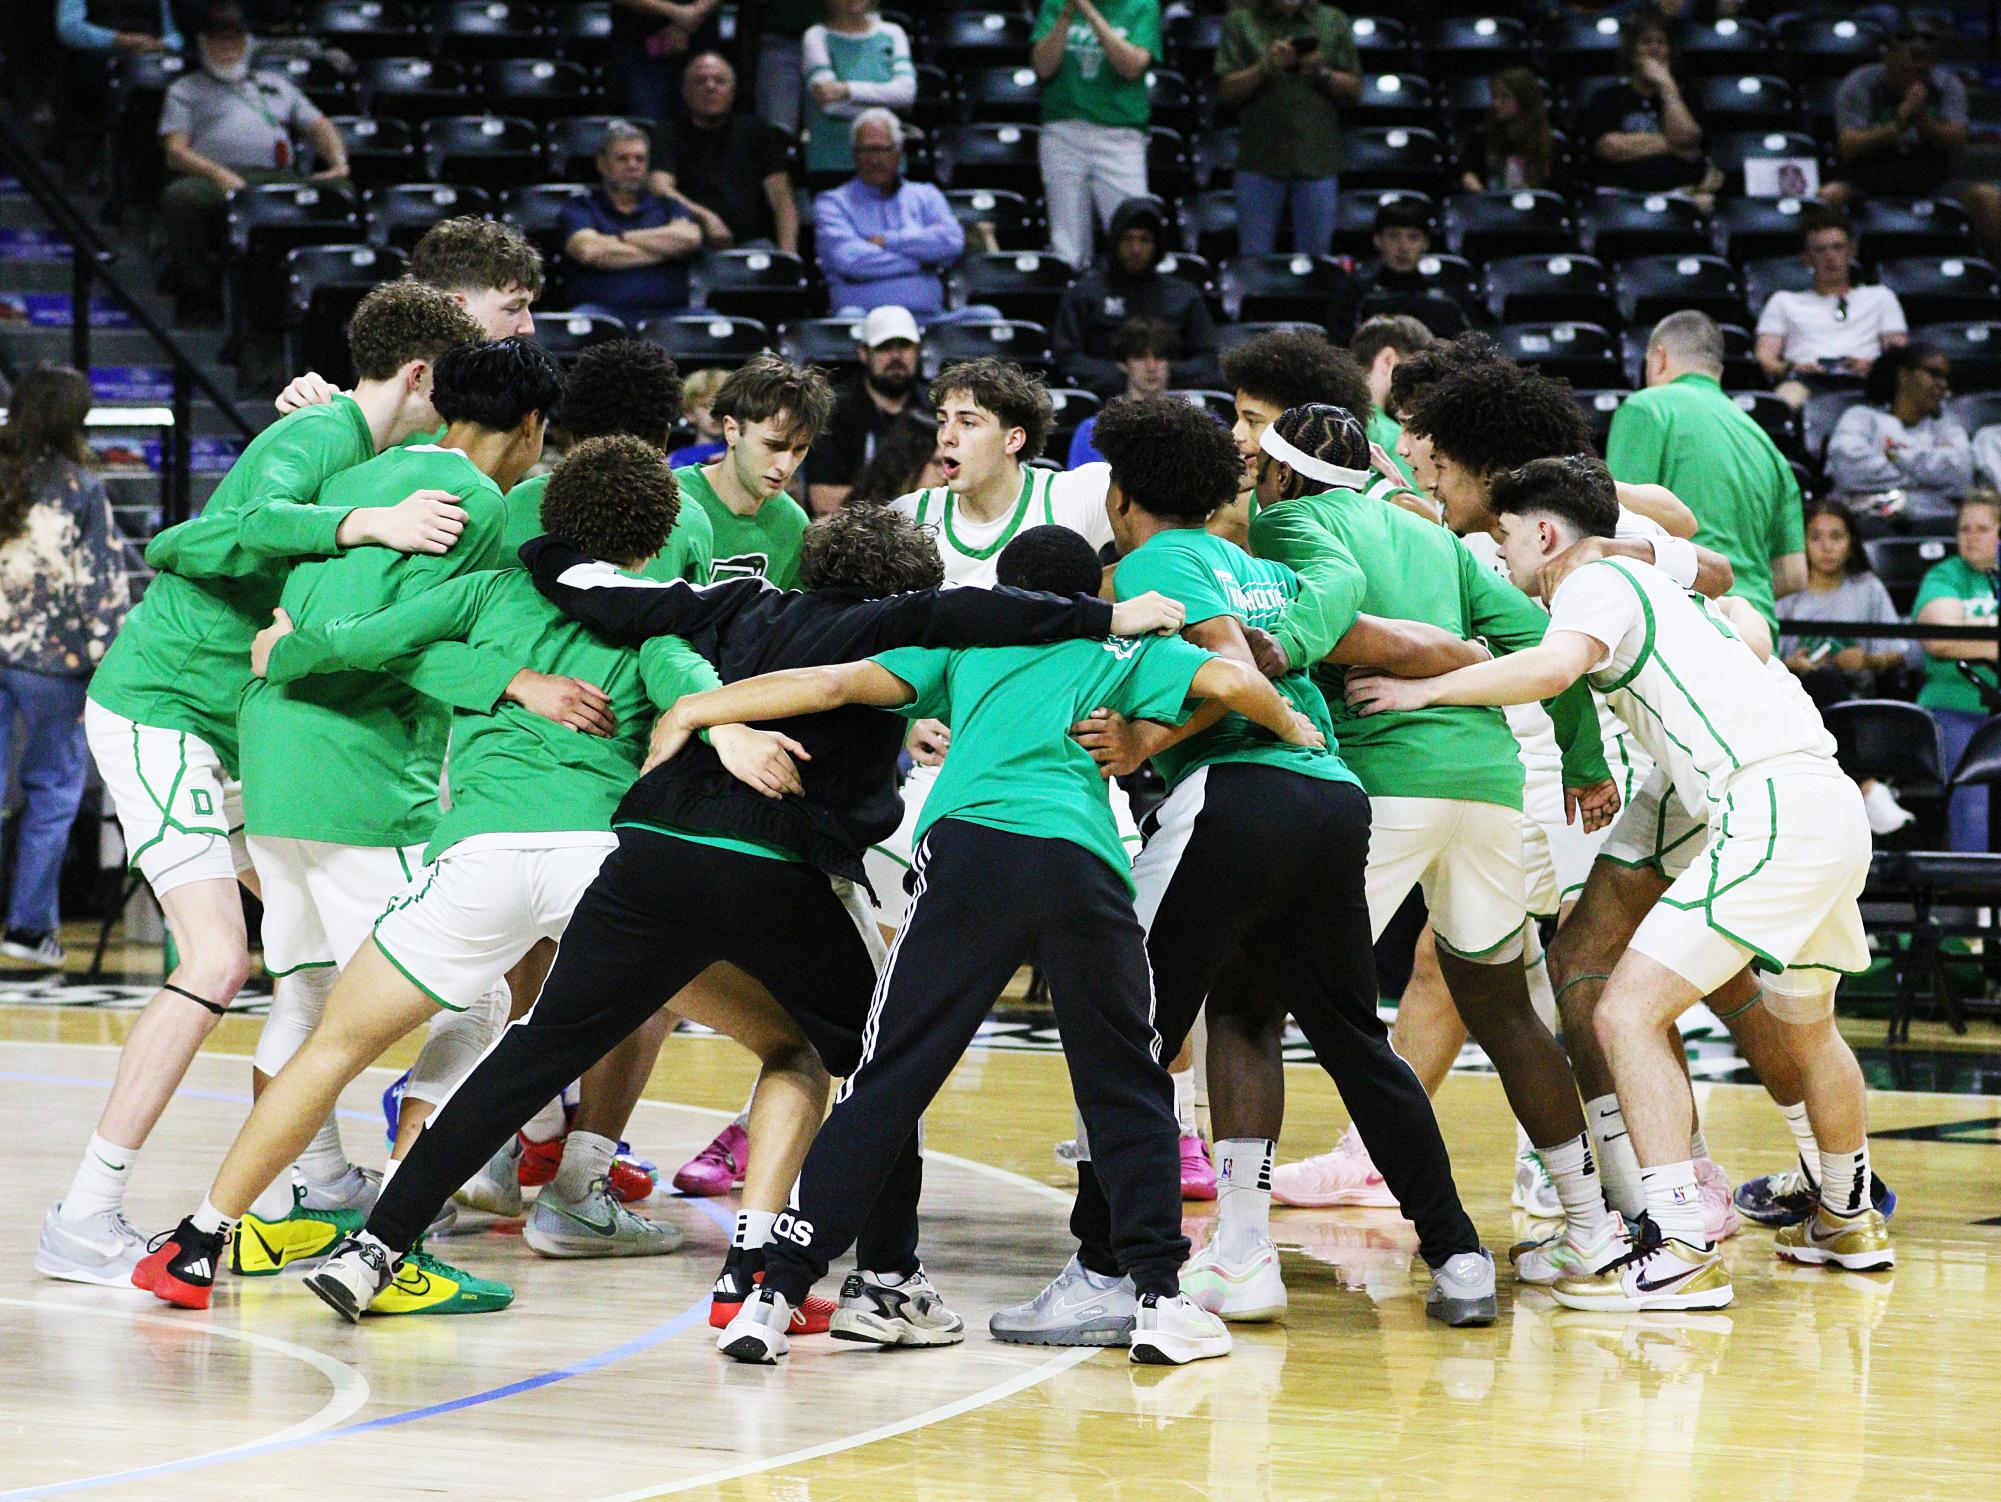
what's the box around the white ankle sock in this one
[297,1115,352,1187]
[1780,1101,1820,1183]
[1639,1159,1707,1246]
[1171,1068,1198,1137]
[61,1134,138,1221]
[734,1208,777,1251]
[1817,1145,1870,1217]
[1689,1123,1710,1162]
[1538,1132,1621,1238]
[1585,1094,1644,1219]
[248,1174,296,1222]
[552,1131,616,1201]
[1213,1138,1274,1259]
[734,1082,756,1131]
[191,1197,237,1237]
[522,1095,567,1143]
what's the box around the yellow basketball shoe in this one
[368,1245,514,1316]
[1550,1217,1733,1312]
[1775,1206,1896,1272]
[230,1186,364,1276]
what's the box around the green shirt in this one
[1112,529,1358,793]
[239,445,511,847]
[88,397,371,774]
[1033,0,1160,130]
[1914,555,1998,713]
[1251,487,1607,807]
[1605,373,1804,633]
[264,568,720,861]
[501,471,715,584]
[875,634,1211,890]
[1214,1,1358,179]
[677,463,809,588]
[1367,407,1417,486]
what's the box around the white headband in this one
[1259,424,1372,491]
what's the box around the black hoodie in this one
[1052,197,1224,399]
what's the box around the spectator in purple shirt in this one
[813,109,999,323]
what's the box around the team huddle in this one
[34,216,1896,1371]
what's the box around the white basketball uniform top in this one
[1549,556,1837,820]
[891,463,1115,588]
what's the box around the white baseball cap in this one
[860,305,921,347]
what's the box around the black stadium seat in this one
[780,316,868,380]
[1444,189,1574,260]
[1571,388,1628,454]
[550,1,613,66]
[1222,254,1344,323]
[932,123,1042,196]
[274,55,357,112]
[1190,126,1239,192]
[1494,321,1622,386]
[1046,386,1102,461]
[1146,126,1193,199]
[950,251,1077,326]
[905,64,958,132]
[690,249,817,321]
[308,0,419,59]
[1947,392,2001,437]
[1615,254,1747,327]
[1677,17,1771,77]
[1729,390,1805,458]
[365,182,492,251]
[425,1,546,62]
[961,66,1045,124]
[545,115,654,181]
[1706,132,1822,196]
[924,9,1035,70]
[477,58,594,123]
[499,182,592,261]
[639,314,776,370]
[286,242,407,383]
[1342,128,1447,195]
[1164,9,1225,77]
[1334,189,1435,258]
[1155,250,1216,303]
[920,319,1054,378]
[1741,253,1818,313]
[1865,537,1956,612]
[1878,257,2001,327]
[1780,16,1891,84]
[1143,69,1196,136]
[1685,74,1797,133]
[326,116,420,187]
[357,55,468,122]
[1918,323,2001,391]
[1853,199,1976,261]
[111,50,191,209]
[1711,196,1816,265]
[943,188,1040,250]
[532,311,628,362]
[1579,191,1709,261]
[1481,253,1616,326]
[1421,15,1530,78]
[1214,320,1323,355]
[1350,16,1411,72]
[421,115,542,192]
[1180,189,1240,261]
[226,182,362,336]
[1349,73,1437,130]
[1621,322,1763,388]
[1537,14,1625,74]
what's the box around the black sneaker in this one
[132,1217,227,1309]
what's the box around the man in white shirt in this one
[1755,210,1909,410]
[1348,454,1893,1313]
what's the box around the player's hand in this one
[1070,707,1159,778]
[1110,590,1186,638]
[710,722,811,798]
[275,370,342,414]
[1278,709,1326,749]
[1368,441,1404,485]
[641,709,693,773]
[1565,777,1621,833]
[506,670,616,737]
[250,608,293,679]
[1534,535,1613,606]
[343,489,468,554]
[1245,625,1292,679]
[1344,669,1429,716]
[906,717,950,766]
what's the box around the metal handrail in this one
[0,109,255,528]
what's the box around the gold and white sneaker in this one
[1550,1218,1732,1312]
[1509,1216,1626,1286]
[1775,1206,1895,1272]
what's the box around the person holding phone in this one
[1215,0,1362,257]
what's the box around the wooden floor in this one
[2,997,2000,1501]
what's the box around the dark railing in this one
[0,111,254,529]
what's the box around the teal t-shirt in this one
[1112,529,1358,794]
[1033,0,1159,130]
[874,634,1212,889]
[803,20,916,175]
[1914,554,1998,713]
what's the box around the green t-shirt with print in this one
[874,633,1211,890]
[676,462,809,588]
[1033,0,1160,130]
[501,471,715,583]
[1112,528,1358,793]
[1914,554,1998,713]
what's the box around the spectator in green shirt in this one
[1214,0,1362,256]
[1607,310,1806,633]
[1915,490,2000,850]
[1031,0,1158,269]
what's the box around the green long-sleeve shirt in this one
[1251,486,1608,808]
[500,471,716,583]
[267,568,719,861]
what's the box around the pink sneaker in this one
[1695,1157,1740,1241]
[1179,1133,1217,1201]
[1271,1127,1400,1209]
[673,1122,748,1197]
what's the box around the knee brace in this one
[403,979,511,1109]
[252,966,338,1075]
[1759,968,1838,1026]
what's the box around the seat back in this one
[1864,535,1957,612]
[1948,713,2001,794]
[920,319,1054,378]
[364,182,492,251]
[638,314,777,370]
[1825,699,1945,787]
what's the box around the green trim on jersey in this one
[123,726,231,870]
[1594,562,1658,693]
[372,931,466,1012]
[921,469,1057,562]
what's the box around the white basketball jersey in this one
[892,463,1116,588]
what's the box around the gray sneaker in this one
[831,1265,966,1347]
[35,1202,148,1286]
[455,1137,525,1217]
[989,1254,1136,1347]
[1427,1248,1499,1327]
[522,1177,682,1258]
[301,1165,381,1216]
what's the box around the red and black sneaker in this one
[133,1218,226,1310]
[517,1130,656,1203]
[708,1248,834,1334]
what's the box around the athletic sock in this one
[1780,1101,1820,1184]
[297,1114,354,1189]
[60,1134,138,1221]
[1639,1159,1708,1247]
[191,1197,237,1238]
[1689,1123,1711,1162]
[551,1131,616,1202]
[1213,1138,1274,1259]
[1585,1094,1645,1219]
[1817,1145,1870,1217]
[1538,1132,1621,1240]
[1172,1067,1198,1137]
[522,1095,567,1143]
[733,1208,777,1251]
[248,1175,296,1222]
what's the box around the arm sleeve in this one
[1459,537,1553,656]
[1936,70,1969,126]
[1834,72,1872,133]
[1826,406,1903,491]
[869,646,951,719]
[58,0,118,51]
[1114,636,1211,725]
[1911,562,1955,618]
[1214,13,1254,74]
[638,634,722,710]
[1327,13,1360,73]
[801,25,833,84]
[1546,566,1644,671]
[142,443,353,578]
[814,188,922,279]
[843,26,915,108]
[880,187,965,267]
[1905,422,1975,493]
[1051,287,1122,394]
[1250,503,1367,669]
[525,535,770,644]
[1769,458,1804,556]
[1604,397,1670,486]
[1754,293,1791,338]
[265,573,492,684]
[863,584,1115,651]
[278,78,322,131]
[1055,464,1116,550]
[1880,289,1908,336]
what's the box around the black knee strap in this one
[165,983,228,1017]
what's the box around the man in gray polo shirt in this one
[157,2,349,311]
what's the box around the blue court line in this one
[3,1067,739,1500]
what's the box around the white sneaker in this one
[523,1177,682,1258]
[1510,1128,1562,1219]
[990,1254,1136,1346]
[1862,780,1916,835]
[1180,1236,1287,1322]
[718,1286,792,1364]
[303,1235,399,1324]
[1129,1292,1233,1365]
[1270,1126,1399,1208]
[456,1137,525,1217]
[300,1165,381,1216]
[831,1266,965,1347]
[35,1202,148,1287]
[1510,1217,1626,1285]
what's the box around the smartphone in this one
[1293,34,1320,55]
